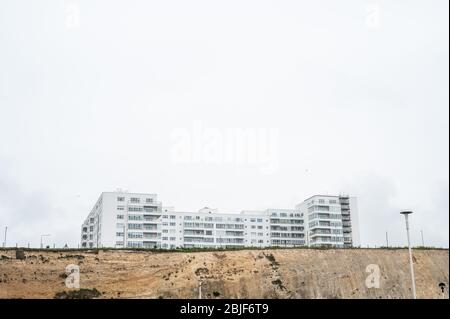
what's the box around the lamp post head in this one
[400,211,413,215]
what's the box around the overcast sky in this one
[0,0,448,248]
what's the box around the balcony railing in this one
[311,230,331,235]
[342,222,352,227]
[143,234,159,239]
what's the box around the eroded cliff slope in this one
[0,248,448,299]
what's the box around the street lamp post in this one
[420,230,424,247]
[3,226,7,248]
[40,234,51,249]
[385,231,389,247]
[400,211,416,299]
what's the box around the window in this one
[145,198,153,203]
[170,215,176,219]
[117,197,125,202]
[185,222,214,228]
[257,218,263,223]
[318,199,325,204]
[170,237,176,241]
[128,223,143,230]
[127,242,143,248]
[130,197,140,203]
[329,199,337,204]
[116,232,124,237]
[128,206,143,212]
[117,214,124,220]
[116,223,124,228]
[89,226,94,232]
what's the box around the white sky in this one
[0,0,448,248]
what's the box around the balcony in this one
[143,225,159,231]
[219,231,245,237]
[310,233,332,239]
[143,242,160,249]
[342,222,352,227]
[143,210,162,215]
[143,216,159,221]
[143,233,159,239]
[142,202,162,207]
[310,230,331,235]
[317,222,331,227]
[270,219,303,225]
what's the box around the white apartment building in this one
[296,195,360,248]
[81,192,358,249]
[81,192,162,249]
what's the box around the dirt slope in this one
[0,248,448,299]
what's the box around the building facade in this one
[81,192,359,249]
[296,195,360,248]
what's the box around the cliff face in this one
[0,248,448,299]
